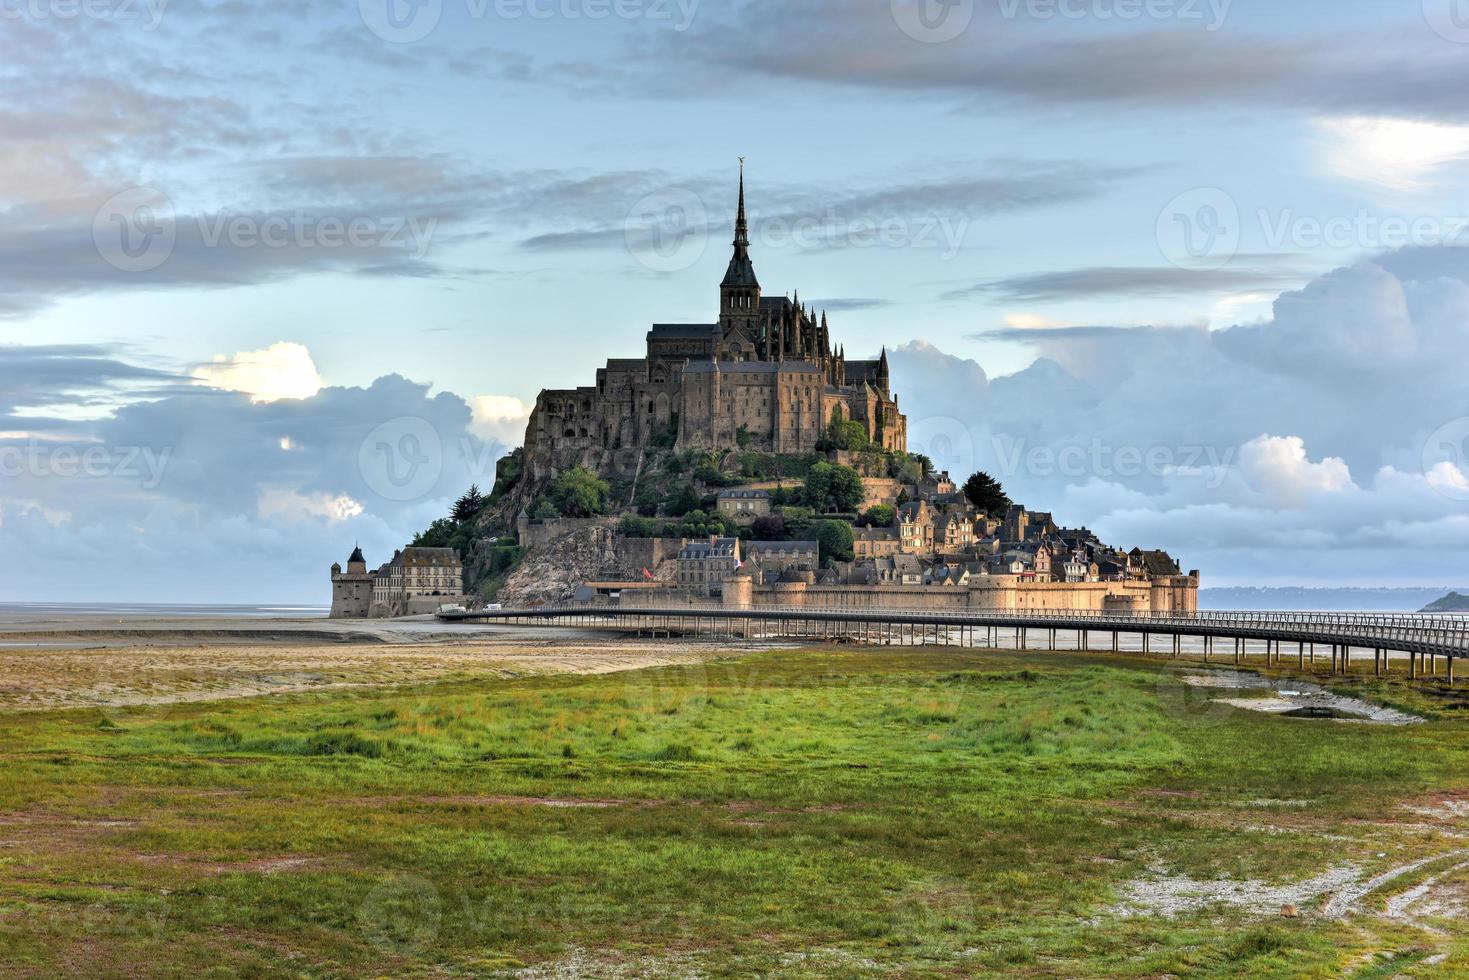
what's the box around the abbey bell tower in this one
[718,160,761,360]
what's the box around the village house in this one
[853,525,900,560]
[677,536,743,597]
[897,500,936,554]
[744,540,820,578]
[717,488,772,524]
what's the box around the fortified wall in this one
[723,573,1200,615]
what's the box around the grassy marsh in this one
[1,645,1468,976]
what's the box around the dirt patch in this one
[1110,863,1362,919]
[0,635,744,713]
[134,853,320,876]
[428,795,641,810]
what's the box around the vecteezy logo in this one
[93,187,176,273]
[1424,0,1469,43]
[358,417,443,502]
[1422,417,1469,501]
[624,187,709,274]
[359,0,442,43]
[891,0,974,43]
[1156,187,1240,271]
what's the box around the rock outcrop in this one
[495,520,621,607]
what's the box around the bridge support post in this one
[1299,642,1305,670]
[1204,636,1211,663]
[1112,632,1119,653]
[1448,657,1455,686]
[1143,632,1150,656]
[1235,638,1241,665]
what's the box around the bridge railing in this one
[459,603,1469,653]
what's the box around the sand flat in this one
[0,618,747,712]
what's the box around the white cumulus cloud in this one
[469,394,533,445]
[1237,435,1355,507]
[194,342,325,404]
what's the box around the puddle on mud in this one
[1181,670,1423,725]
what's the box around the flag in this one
[642,567,654,581]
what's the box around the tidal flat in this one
[1,627,1468,977]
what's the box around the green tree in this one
[529,498,560,521]
[413,518,458,549]
[549,466,610,518]
[452,484,485,523]
[668,482,701,517]
[962,471,1011,517]
[619,515,663,538]
[805,462,865,513]
[489,449,524,502]
[810,520,855,566]
[751,513,787,541]
[860,505,896,528]
[825,418,869,452]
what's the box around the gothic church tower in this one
[718,161,761,361]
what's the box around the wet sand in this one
[0,615,759,713]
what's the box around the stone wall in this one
[727,575,1199,614]
[517,515,613,551]
[617,537,690,578]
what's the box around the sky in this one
[2,0,1469,601]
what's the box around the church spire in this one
[734,157,749,249]
[720,158,759,293]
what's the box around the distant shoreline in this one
[1200,587,1469,613]
[0,602,329,619]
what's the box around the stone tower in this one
[330,545,372,619]
[718,161,761,361]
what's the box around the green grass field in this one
[2,645,1469,977]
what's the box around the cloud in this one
[522,161,1143,258]
[469,394,533,446]
[1236,435,1355,506]
[813,298,894,312]
[638,3,1469,121]
[258,488,365,523]
[0,344,509,602]
[193,342,325,403]
[950,265,1308,303]
[1314,116,1469,192]
[892,242,1469,585]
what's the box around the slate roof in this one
[718,488,772,500]
[648,324,718,341]
[679,537,741,560]
[747,540,819,556]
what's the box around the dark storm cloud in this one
[640,1,1469,120]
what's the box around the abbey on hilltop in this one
[523,167,907,477]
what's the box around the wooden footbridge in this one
[439,605,1469,682]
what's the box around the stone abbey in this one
[524,169,907,478]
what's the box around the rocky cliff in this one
[493,520,632,607]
